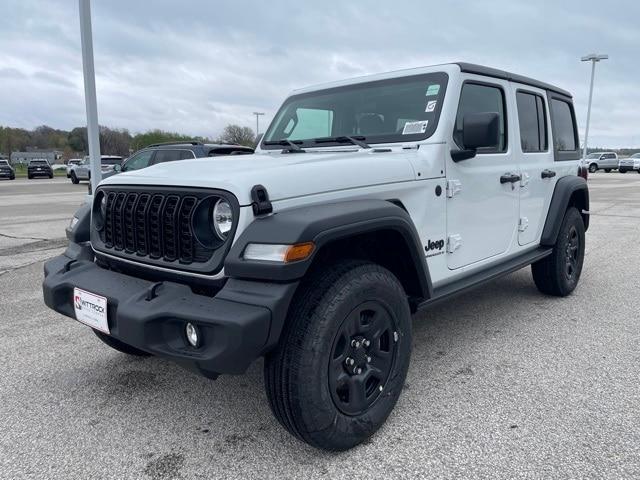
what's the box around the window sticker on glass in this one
[425,84,440,96]
[402,120,428,135]
[425,100,437,112]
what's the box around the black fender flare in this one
[540,176,589,246]
[225,199,433,299]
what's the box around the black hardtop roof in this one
[456,62,572,98]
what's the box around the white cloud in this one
[0,0,638,146]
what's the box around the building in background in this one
[9,149,63,166]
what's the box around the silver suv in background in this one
[585,152,619,173]
[66,159,82,178]
[618,153,640,173]
[69,155,123,184]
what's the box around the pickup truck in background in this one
[585,152,619,173]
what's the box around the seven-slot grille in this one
[100,190,210,265]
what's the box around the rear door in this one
[446,79,520,269]
[512,86,556,245]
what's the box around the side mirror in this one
[113,164,122,173]
[451,112,500,162]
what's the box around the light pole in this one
[253,112,265,136]
[581,53,608,160]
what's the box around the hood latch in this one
[251,184,273,216]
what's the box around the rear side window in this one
[153,150,194,164]
[603,153,616,159]
[454,83,507,153]
[516,91,548,152]
[550,99,578,152]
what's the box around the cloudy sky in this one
[1,0,638,147]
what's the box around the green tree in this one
[130,130,208,151]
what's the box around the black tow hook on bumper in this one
[42,252,298,378]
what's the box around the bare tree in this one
[218,125,256,147]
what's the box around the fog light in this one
[185,322,199,347]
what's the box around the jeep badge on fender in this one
[43,63,587,451]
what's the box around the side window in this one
[516,91,548,152]
[122,150,154,172]
[454,83,506,152]
[550,99,578,151]
[287,108,334,140]
[152,150,187,164]
[179,150,196,160]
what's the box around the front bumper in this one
[618,166,637,172]
[43,244,298,378]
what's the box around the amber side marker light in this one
[243,242,315,263]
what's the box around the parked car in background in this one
[585,152,619,173]
[101,141,254,181]
[66,159,82,178]
[69,155,123,184]
[27,159,53,179]
[618,153,640,173]
[0,159,16,180]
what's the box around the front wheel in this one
[93,330,151,356]
[264,261,412,451]
[532,207,585,296]
[588,164,597,173]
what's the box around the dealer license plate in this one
[73,288,109,333]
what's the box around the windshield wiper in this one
[263,139,306,153]
[314,136,370,149]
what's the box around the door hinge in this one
[446,179,462,198]
[447,234,462,253]
[518,217,529,232]
[520,172,530,187]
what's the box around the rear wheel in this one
[70,172,79,184]
[604,168,611,173]
[264,261,412,451]
[588,164,597,173]
[532,207,585,296]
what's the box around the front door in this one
[446,80,519,270]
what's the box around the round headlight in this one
[212,199,233,239]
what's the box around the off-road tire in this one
[70,172,79,184]
[532,207,585,296]
[93,330,151,356]
[264,260,412,451]
[588,164,597,173]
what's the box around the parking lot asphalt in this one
[0,173,639,479]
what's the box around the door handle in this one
[500,173,521,184]
[541,169,556,179]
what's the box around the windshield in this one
[262,72,448,149]
[30,160,48,165]
[0,160,9,166]
[631,153,640,158]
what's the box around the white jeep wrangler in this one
[43,62,589,451]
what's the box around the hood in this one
[99,149,417,205]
